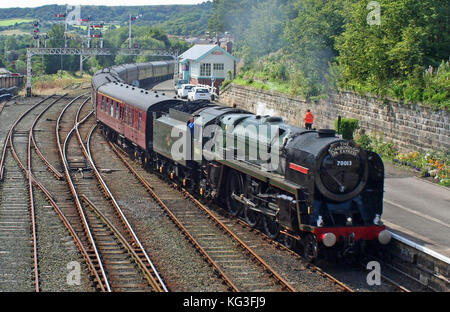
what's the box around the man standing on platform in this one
[304,109,314,129]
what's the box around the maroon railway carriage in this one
[95,81,183,159]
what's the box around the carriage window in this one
[111,101,115,117]
[128,107,131,125]
[100,96,104,110]
[138,112,142,131]
[115,102,119,119]
[132,109,135,127]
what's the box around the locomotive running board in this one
[218,158,301,195]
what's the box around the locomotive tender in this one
[92,61,391,260]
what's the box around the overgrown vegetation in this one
[209,0,450,108]
[354,131,449,186]
[29,70,91,95]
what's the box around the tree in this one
[283,0,350,98]
[335,0,450,92]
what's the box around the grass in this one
[25,71,92,95]
[0,18,34,27]
[0,29,29,36]
[232,73,292,95]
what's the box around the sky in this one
[0,0,206,8]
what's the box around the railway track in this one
[222,210,424,292]
[55,95,166,292]
[104,133,430,292]
[221,214,413,292]
[98,136,349,292]
[0,90,433,293]
[194,201,415,292]
[0,95,56,291]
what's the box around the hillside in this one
[0,3,212,36]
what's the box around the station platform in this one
[147,79,176,95]
[383,162,450,260]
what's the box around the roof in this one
[179,44,239,64]
[0,68,11,75]
[98,82,182,112]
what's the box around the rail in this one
[5,96,54,291]
[108,141,299,292]
[82,124,168,292]
[56,93,112,292]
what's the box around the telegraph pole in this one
[80,16,91,76]
[64,8,69,48]
[128,14,133,49]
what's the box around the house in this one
[178,44,238,90]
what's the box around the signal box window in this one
[200,63,211,77]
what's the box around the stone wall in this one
[218,84,449,152]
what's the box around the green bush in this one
[355,132,372,150]
[370,133,398,158]
[335,117,359,140]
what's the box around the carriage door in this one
[118,102,125,134]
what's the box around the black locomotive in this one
[92,61,391,261]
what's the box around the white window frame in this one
[213,63,225,78]
[200,63,211,77]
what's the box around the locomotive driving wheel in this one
[301,233,318,262]
[283,234,297,250]
[244,207,260,228]
[225,170,245,217]
[262,215,280,240]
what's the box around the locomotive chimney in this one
[318,129,336,138]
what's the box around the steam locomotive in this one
[92,61,391,261]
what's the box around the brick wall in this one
[218,84,449,152]
[190,77,224,89]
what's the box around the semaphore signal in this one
[128,14,142,49]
